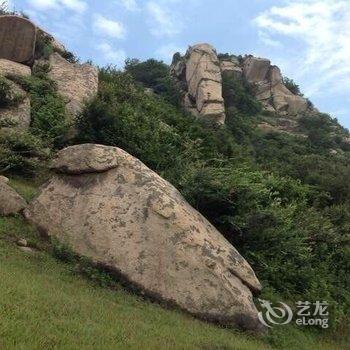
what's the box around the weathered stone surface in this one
[171,43,225,124]
[26,144,263,331]
[220,59,242,79]
[0,180,27,216]
[0,79,31,129]
[48,53,98,117]
[0,175,9,183]
[244,57,309,115]
[243,56,270,83]
[0,59,31,77]
[0,16,36,64]
[52,144,123,174]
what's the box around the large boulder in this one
[171,44,225,124]
[25,144,263,331]
[0,59,31,78]
[0,16,36,64]
[0,179,27,216]
[47,53,98,117]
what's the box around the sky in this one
[6,0,350,129]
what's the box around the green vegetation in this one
[283,77,301,95]
[0,63,70,176]
[0,76,22,108]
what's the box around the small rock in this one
[0,180,27,216]
[17,238,28,247]
[18,246,35,254]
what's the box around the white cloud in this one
[28,0,87,12]
[254,0,350,98]
[146,1,183,37]
[28,0,58,10]
[156,43,185,61]
[93,14,126,39]
[60,0,87,12]
[97,42,126,67]
[117,0,138,11]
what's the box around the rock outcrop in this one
[25,144,263,331]
[0,177,27,215]
[0,16,36,64]
[171,44,226,124]
[47,53,99,117]
[172,44,311,123]
[0,15,99,122]
[243,56,309,115]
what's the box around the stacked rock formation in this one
[171,44,226,124]
[243,55,308,115]
[171,44,310,123]
[0,15,98,130]
[25,144,264,332]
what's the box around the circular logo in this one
[258,299,293,328]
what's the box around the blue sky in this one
[7,0,350,129]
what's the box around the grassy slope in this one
[0,180,346,350]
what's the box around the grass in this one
[0,178,348,350]
[0,234,269,350]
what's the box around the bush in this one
[0,130,47,176]
[12,64,70,148]
[283,77,302,95]
[0,77,23,108]
[125,58,183,106]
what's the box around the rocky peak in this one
[171,43,226,124]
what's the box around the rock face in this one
[0,59,31,77]
[48,53,99,117]
[171,44,226,124]
[220,58,242,80]
[0,179,27,216]
[0,16,36,64]
[242,56,309,115]
[26,144,263,331]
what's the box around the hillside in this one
[0,9,349,350]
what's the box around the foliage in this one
[13,63,71,148]
[125,58,183,106]
[0,130,47,176]
[0,76,23,108]
[284,77,302,95]
[61,51,79,63]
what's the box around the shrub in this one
[0,130,47,176]
[12,65,70,148]
[125,58,183,106]
[283,77,302,95]
[0,77,23,108]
